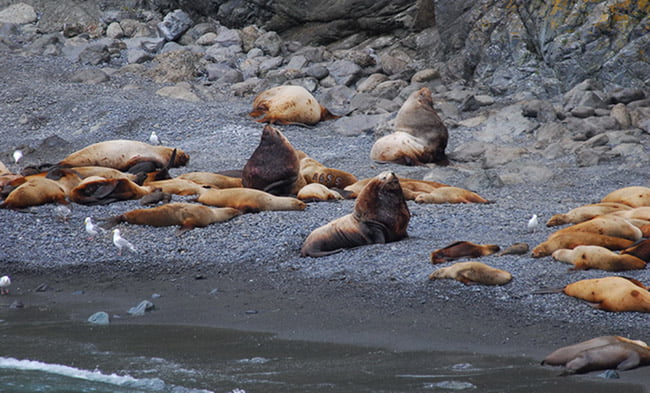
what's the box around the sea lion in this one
[621,239,650,263]
[414,186,490,204]
[497,242,530,256]
[428,261,512,285]
[561,276,650,313]
[144,178,207,196]
[139,188,172,205]
[69,166,139,181]
[608,206,650,222]
[301,171,410,257]
[58,140,189,171]
[195,187,306,213]
[542,336,650,374]
[551,245,647,271]
[297,183,344,202]
[430,241,500,264]
[249,85,339,125]
[70,176,153,205]
[0,177,68,209]
[531,232,634,257]
[344,177,448,199]
[546,202,632,226]
[298,157,358,189]
[101,203,241,233]
[177,172,242,188]
[242,124,304,195]
[0,160,9,175]
[601,186,650,207]
[370,87,449,166]
[551,215,642,242]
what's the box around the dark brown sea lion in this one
[531,232,635,258]
[58,140,189,171]
[497,242,530,256]
[195,187,306,213]
[621,239,650,262]
[551,245,647,271]
[430,241,500,264]
[301,171,410,257]
[370,87,449,166]
[101,202,240,233]
[249,85,339,125]
[70,176,153,205]
[542,336,650,374]
[601,186,650,207]
[242,125,304,195]
[562,276,650,313]
[428,261,512,285]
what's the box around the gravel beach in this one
[1,48,649,390]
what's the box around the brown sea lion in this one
[69,166,139,181]
[546,202,632,227]
[249,85,339,125]
[497,242,530,256]
[297,183,344,202]
[144,178,206,196]
[0,177,68,209]
[621,239,650,263]
[531,232,634,258]
[70,176,154,205]
[242,125,304,195]
[551,245,647,271]
[344,177,448,199]
[370,87,449,166]
[428,261,512,285]
[561,276,650,313]
[542,336,650,374]
[58,140,189,171]
[177,172,242,188]
[101,202,240,233]
[551,215,642,242]
[414,186,490,204]
[301,171,410,257]
[601,186,650,207]
[430,241,500,264]
[298,157,358,189]
[195,187,306,213]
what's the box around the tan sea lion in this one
[414,186,490,204]
[601,186,650,207]
[249,85,339,125]
[143,178,206,196]
[344,177,448,199]
[0,177,68,209]
[621,239,650,263]
[546,202,632,226]
[70,176,153,205]
[177,172,242,188]
[101,202,241,233]
[0,160,9,175]
[551,215,642,242]
[542,336,650,374]
[297,183,344,202]
[551,245,647,271]
[242,125,304,195]
[430,241,500,264]
[531,232,634,257]
[562,276,650,313]
[195,187,306,213]
[301,171,410,257]
[69,166,139,181]
[428,261,512,285]
[370,87,449,166]
[58,140,189,171]
[608,206,650,222]
[298,157,357,189]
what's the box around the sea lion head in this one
[354,171,410,239]
[172,148,190,167]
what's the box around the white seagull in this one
[12,150,23,164]
[84,217,104,239]
[0,276,11,295]
[149,131,161,145]
[527,214,539,233]
[113,229,136,255]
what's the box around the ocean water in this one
[0,321,643,393]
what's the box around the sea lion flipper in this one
[617,352,641,370]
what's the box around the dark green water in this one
[0,321,643,393]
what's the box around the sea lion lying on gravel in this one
[249,85,339,125]
[428,261,512,285]
[70,176,153,205]
[430,241,500,264]
[621,239,650,262]
[298,157,357,189]
[601,186,650,208]
[551,245,647,271]
[542,335,650,374]
[546,202,632,226]
[414,186,490,204]
[1,177,68,209]
[195,187,306,213]
[550,215,642,242]
[344,177,448,200]
[370,87,449,166]
[531,232,634,257]
[177,172,242,188]
[297,183,344,202]
[561,276,650,313]
[301,171,410,257]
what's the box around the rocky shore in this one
[0,1,649,390]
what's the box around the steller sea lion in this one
[0,160,9,175]
[301,171,410,257]
[344,176,448,199]
[298,157,358,189]
[561,276,650,313]
[542,336,650,374]
[430,241,500,264]
[69,176,153,205]
[621,239,650,263]
[370,87,449,166]
[551,245,647,271]
[195,187,306,213]
[608,206,650,222]
[428,261,512,285]
[414,186,490,204]
[531,232,634,257]
[249,85,339,125]
[297,183,344,202]
[242,124,304,195]
[58,140,189,172]
[0,177,68,209]
[101,202,241,233]
[143,178,207,196]
[497,242,530,256]
[546,202,632,227]
[601,186,650,208]
[68,166,139,181]
[551,215,642,242]
[177,172,242,188]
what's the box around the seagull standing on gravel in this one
[527,214,539,233]
[84,217,104,240]
[12,150,23,164]
[149,131,161,145]
[113,229,136,255]
[0,276,11,295]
